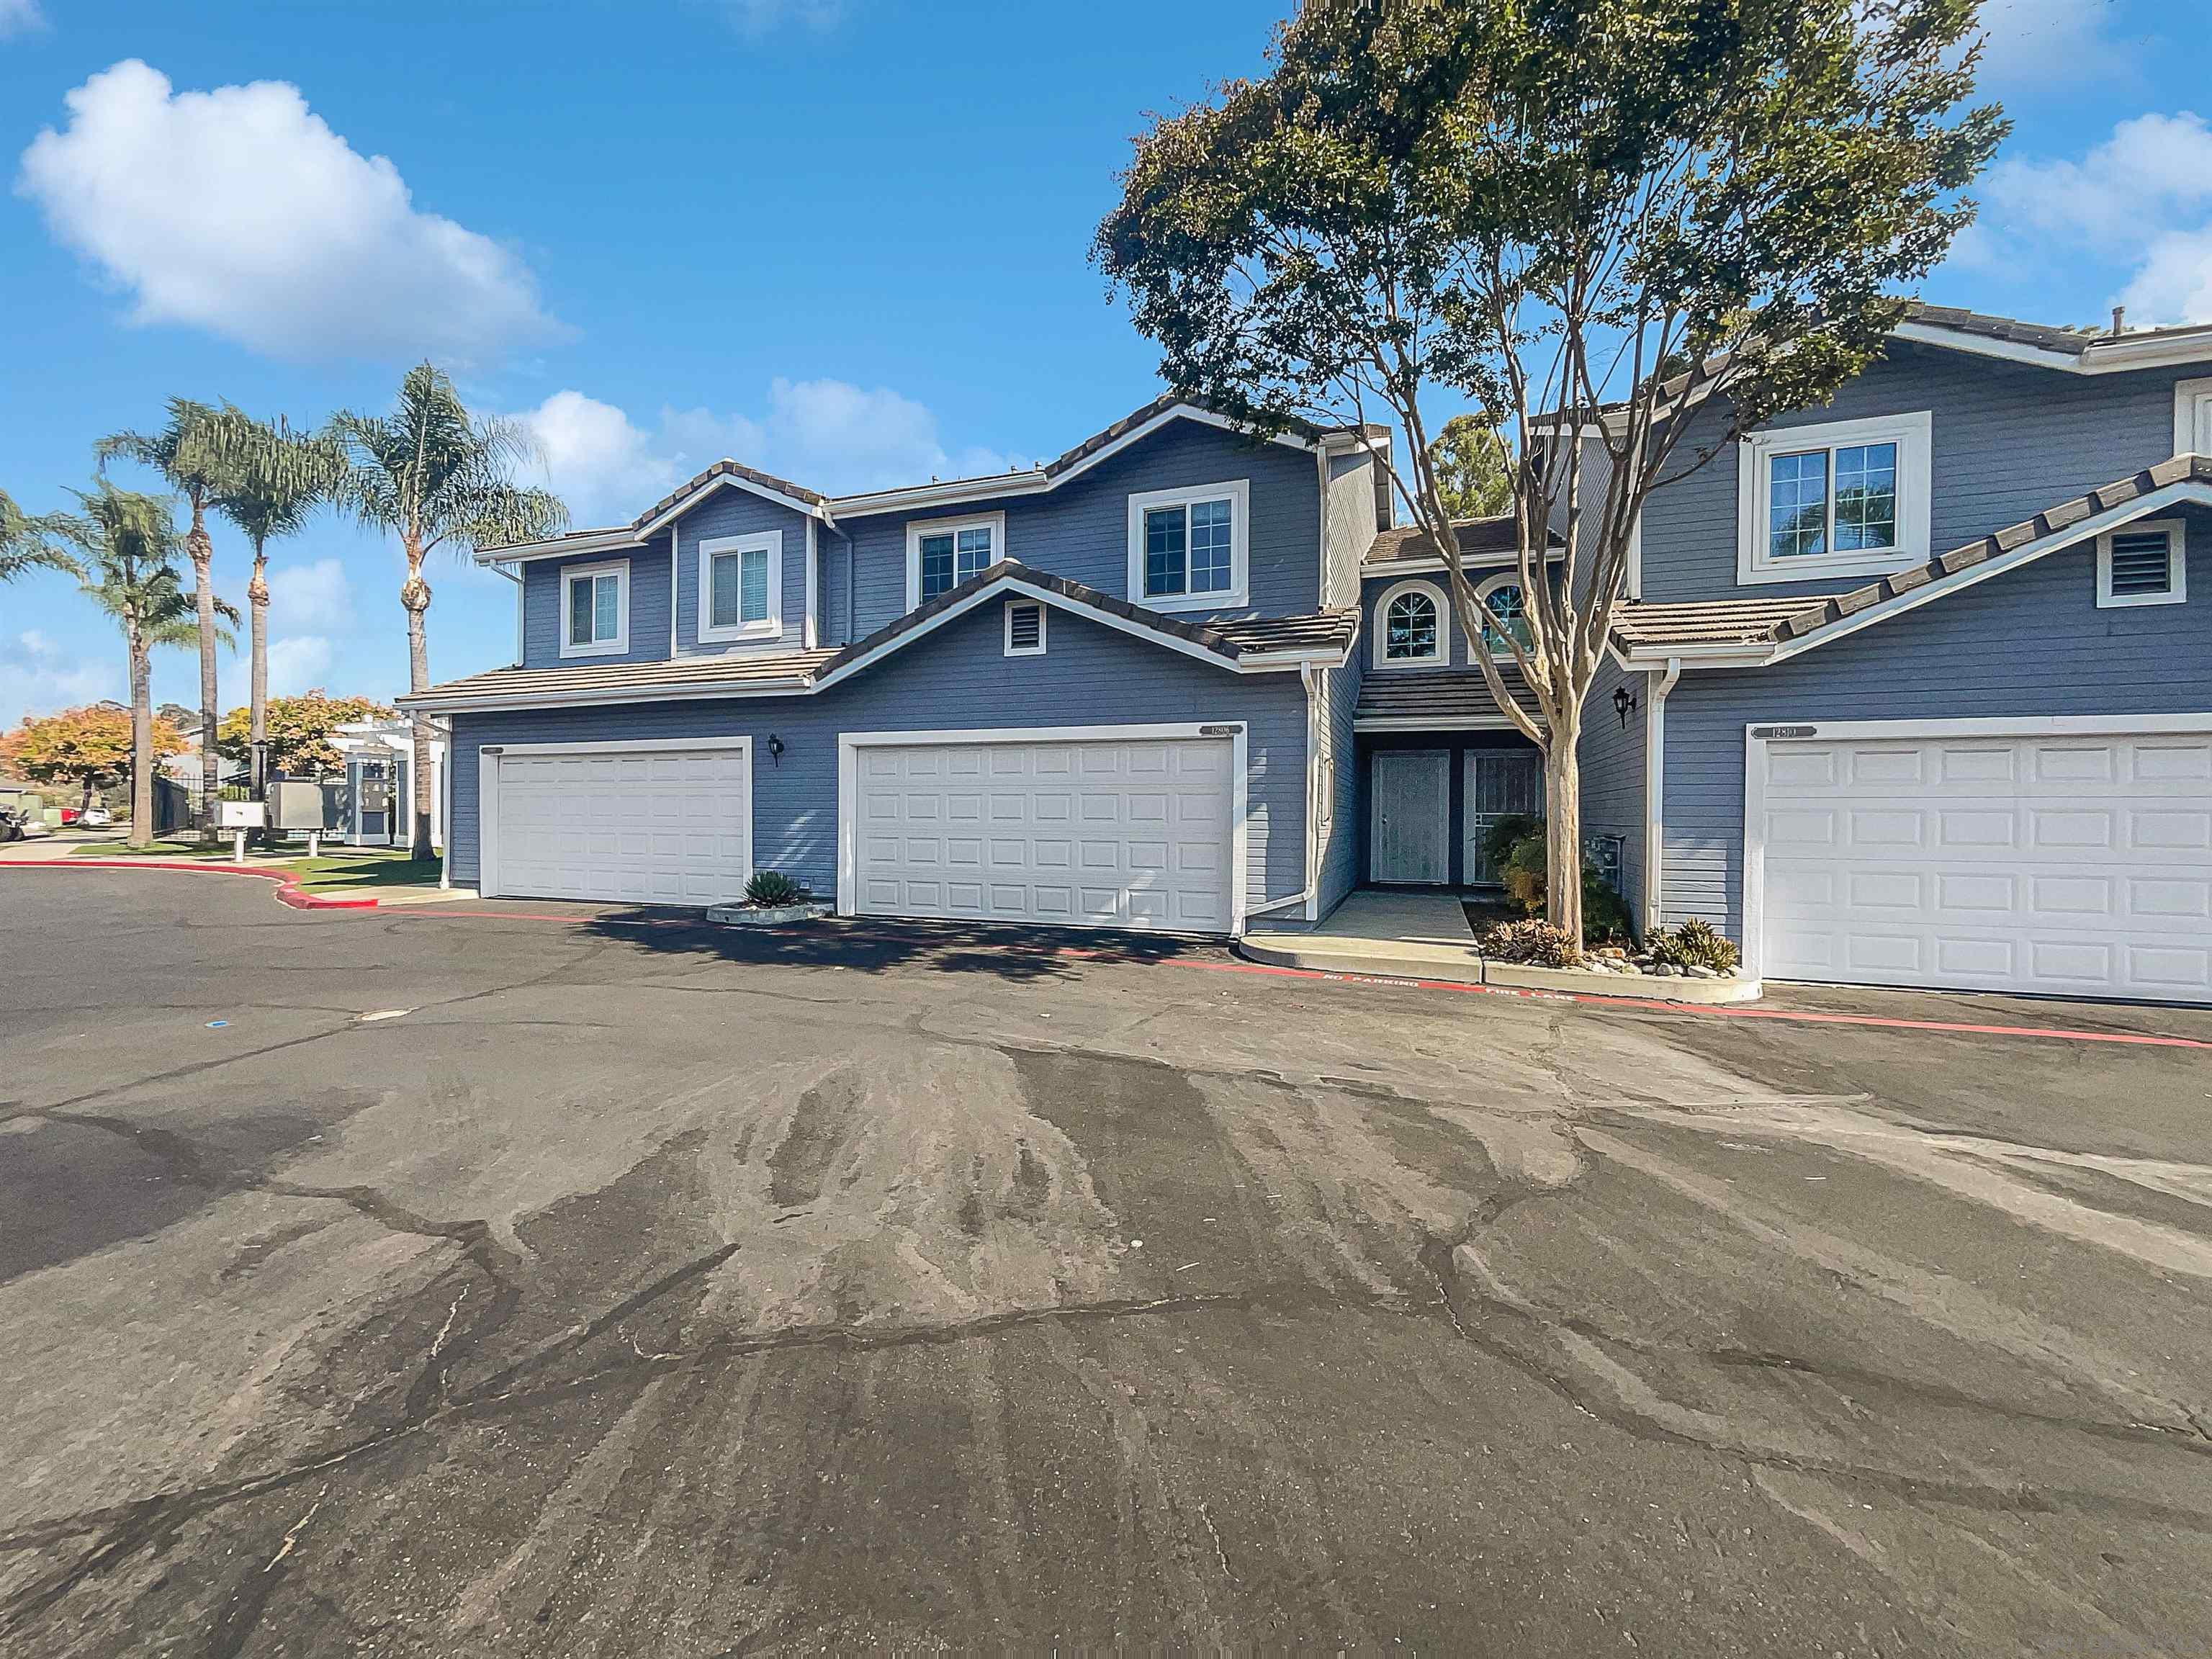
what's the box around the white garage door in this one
[853,734,1236,933]
[1757,727,2212,1002]
[488,742,752,904]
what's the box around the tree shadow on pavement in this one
[572,907,1220,984]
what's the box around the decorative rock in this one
[1650,963,1682,977]
[1685,964,1722,980]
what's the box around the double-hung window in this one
[698,531,782,644]
[1126,479,1249,611]
[559,560,629,658]
[906,513,1005,607]
[1737,411,1930,584]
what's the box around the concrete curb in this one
[4,858,381,910]
[705,899,833,925]
[1238,933,1761,1004]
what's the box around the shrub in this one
[1477,917,1583,968]
[1488,819,1636,946]
[1480,811,1542,883]
[743,870,805,907]
[1647,917,1740,973]
[1581,870,1636,947]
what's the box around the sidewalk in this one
[1242,889,1761,1004]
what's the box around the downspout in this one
[1250,660,1328,923]
[490,560,523,665]
[1642,657,1681,935]
[432,715,453,889]
[804,516,821,649]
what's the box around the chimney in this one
[2111,305,2127,337]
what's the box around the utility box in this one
[268,781,327,832]
[216,799,267,830]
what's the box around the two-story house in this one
[400,397,1405,935]
[1571,305,2212,1005]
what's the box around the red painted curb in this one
[2,858,381,909]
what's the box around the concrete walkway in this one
[1246,890,1485,984]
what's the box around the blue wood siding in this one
[667,487,814,656]
[830,419,1321,644]
[448,599,1309,914]
[1315,655,1363,917]
[521,540,673,668]
[1576,655,1646,926]
[1658,522,2211,940]
[1640,347,2203,603]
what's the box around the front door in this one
[1370,750,1450,884]
[1465,751,1544,885]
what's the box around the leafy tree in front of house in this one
[216,691,395,778]
[44,485,235,847]
[0,702,185,814]
[1095,0,2002,942]
[1428,415,1514,521]
[328,364,566,858]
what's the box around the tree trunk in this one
[189,497,220,842]
[1543,704,1585,949]
[403,559,435,862]
[79,776,95,814]
[128,638,154,850]
[248,546,270,765]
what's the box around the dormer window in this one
[1126,479,1250,611]
[559,559,629,658]
[1374,579,1445,668]
[907,512,1005,606]
[1737,411,1931,584]
[698,531,783,643]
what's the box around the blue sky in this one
[2,0,2207,726]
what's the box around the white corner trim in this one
[1372,577,1448,669]
[1625,511,1643,601]
[835,721,1253,935]
[1642,658,1681,935]
[475,736,754,902]
[697,531,786,644]
[1125,477,1251,612]
[804,518,819,650]
[1002,598,1048,657]
[2175,377,2212,457]
[904,511,1007,609]
[2096,517,2188,608]
[557,559,631,659]
[1735,410,1932,585]
[668,527,680,657]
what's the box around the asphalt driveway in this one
[4,868,2211,1655]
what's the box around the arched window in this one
[1375,580,1445,667]
[1475,575,1534,658]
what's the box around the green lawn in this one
[69,839,262,860]
[284,852,444,893]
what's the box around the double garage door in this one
[485,732,1239,935]
[1757,725,2212,1002]
[852,734,1237,934]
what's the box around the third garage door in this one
[852,732,1236,933]
[1756,727,2212,1002]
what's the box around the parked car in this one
[0,806,50,840]
[79,805,114,828]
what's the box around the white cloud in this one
[513,379,1020,526]
[0,631,120,729]
[266,557,352,634]
[1971,112,2212,326]
[264,635,333,698]
[0,0,46,41]
[16,60,558,363]
[1970,0,2134,94]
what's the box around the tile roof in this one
[1354,666,1537,725]
[1899,304,2105,354]
[1611,454,2212,654]
[629,459,827,526]
[402,562,1355,709]
[1364,515,1562,567]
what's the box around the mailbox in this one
[216,799,266,830]
[268,781,327,832]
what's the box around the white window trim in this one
[1002,598,1048,657]
[1469,571,1532,660]
[1372,577,1447,669]
[2096,517,2188,609]
[2175,377,2212,457]
[1126,477,1251,612]
[904,511,1007,610]
[1735,410,1932,585]
[696,531,785,644]
[557,559,630,659]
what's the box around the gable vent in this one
[1004,600,1046,656]
[2108,530,2175,596]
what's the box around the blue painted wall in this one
[1658,521,2211,940]
[667,486,814,657]
[450,597,1310,914]
[521,539,674,668]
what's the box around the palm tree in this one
[329,364,566,858]
[98,401,242,840]
[207,414,344,786]
[45,485,236,848]
[1,487,78,583]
